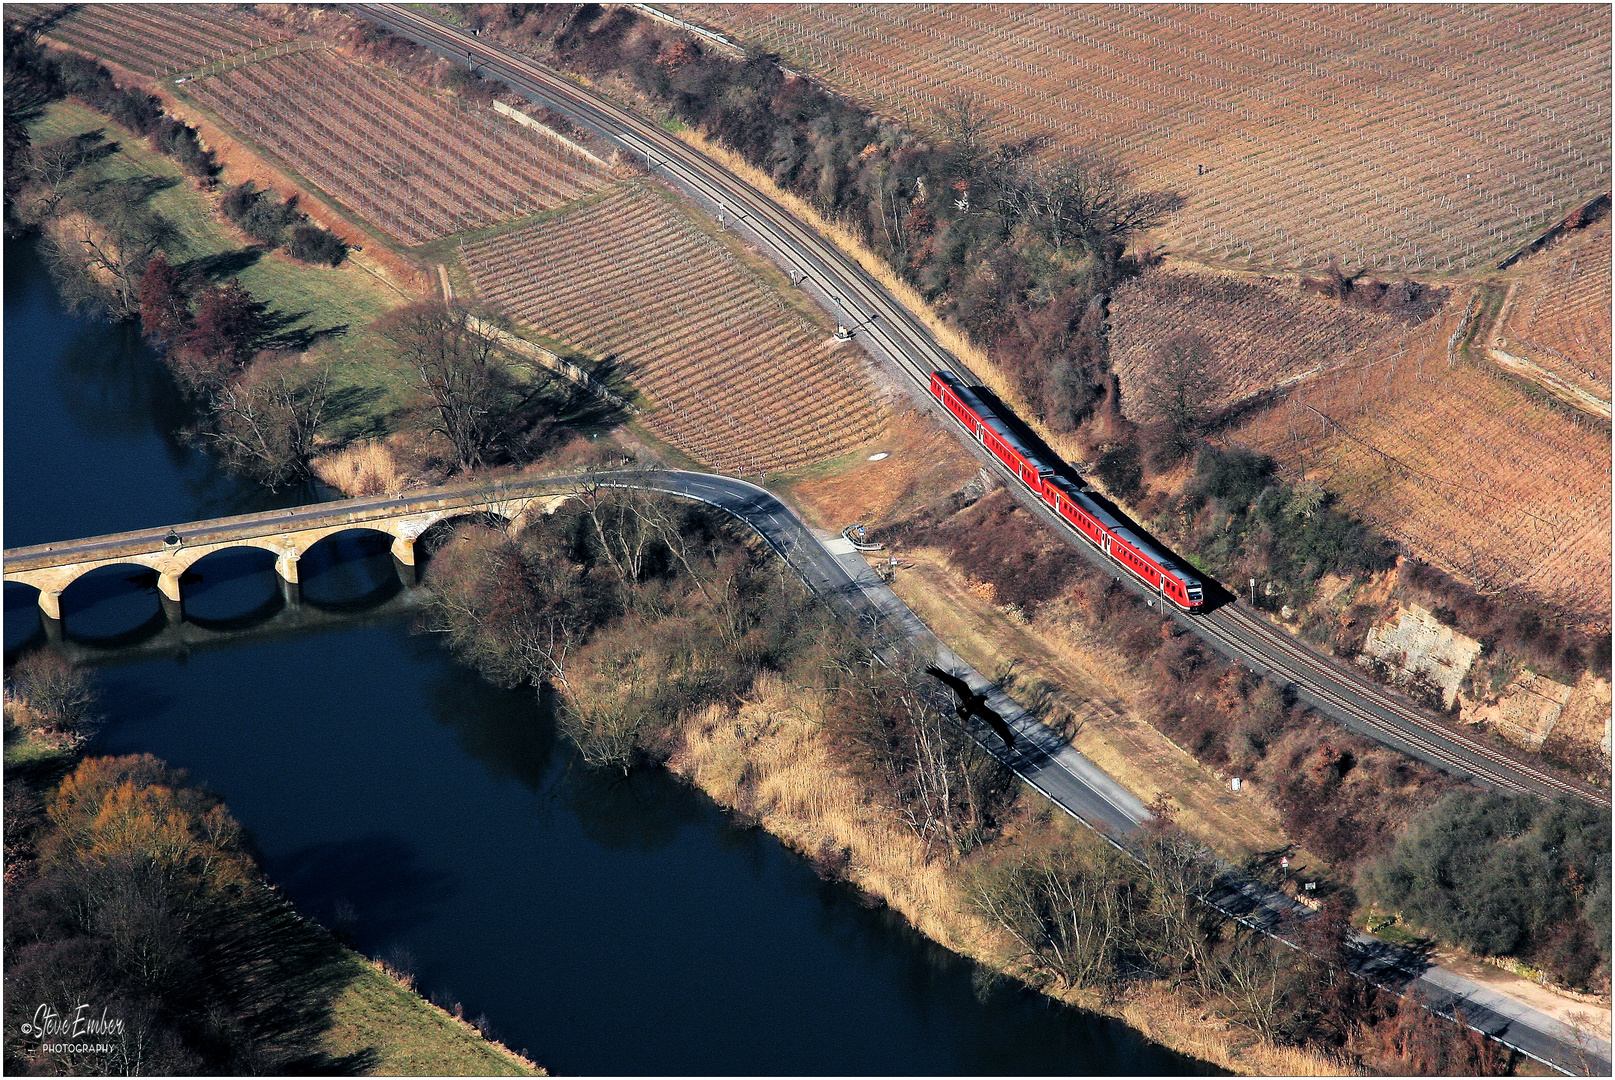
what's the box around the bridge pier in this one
[40,613,63,645]
[393,554,417,589]
[159,591,184,626]
[390,534,416,566]
[37,588,63,622]
[279,576,301,608]
[275,551,300,585]
[158,570,183,604]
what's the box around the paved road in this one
[5,466,1149,839]
[356,3,1603,810]
[14,461,1605,1072]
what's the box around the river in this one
[4,233,1209,1075]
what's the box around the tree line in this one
[424,493,1518,1070]
[4,661,378,1074]
[445,6,1613,690]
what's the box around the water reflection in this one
[299,530,401,610]
[183,548,282,628]
[421,667,556,791]
[53,313,193,443]
[59,564,165,645]
[5,582,44,654]
[269,832,460,944]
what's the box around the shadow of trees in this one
[3,755,395,1074]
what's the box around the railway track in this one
[356,5,1607,808]
[1202,605,1603,802]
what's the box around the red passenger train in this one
[929,370,1206,612]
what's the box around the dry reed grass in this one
[665,672,1352,1076]
[311,439,411,497]
[667,671,971,949]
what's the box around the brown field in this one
[185,49,608,246]
[674,4,1611,274]
[1234,292,1612,628]
[18,2,288,76]
[1109,263,1417,420]
[1495,216,1613,403]
[461,184,889,474]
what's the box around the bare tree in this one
[1000,150,1184,269]
[27,132,107,216]
[1216,925,1296,1042]
[43,180,176,318]
[823,648,1011,857]
[1134,825,1222,992]
[1142,330,1224,453]
[424,527,603,693]
[968,839,1140,989]
[558,661,661,773]
[377,302,517,471]
[202,354,335,489]
[8,650,98,735]
[933,91,995,182]
[579,486,708,598]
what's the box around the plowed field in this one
[675,4,1611,275]
[186,49,607,245]
[1234,295,1611,628]
[17,2,288,76]
[462,185,888,475]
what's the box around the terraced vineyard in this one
[15,2,288,76]
[1496,216,1613,401]
[676,4,1611,274]
[462,186,887,474]
[186,49,608,245]
[1109,266,1414,420]
[1235,297,1612,627]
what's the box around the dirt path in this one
[885,548,1331,872]
[1474,279,1611,420]
[1430,948,1612,1055]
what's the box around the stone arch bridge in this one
[4,477,585,625]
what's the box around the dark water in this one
[5,233,1207,1074]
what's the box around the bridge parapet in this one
[4,476,584,623]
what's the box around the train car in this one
[929,371,1053,490]
[929,370,1205,612]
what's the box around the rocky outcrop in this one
[1358,603,1482,710]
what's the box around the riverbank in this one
[417,497,1356,1075]
[663,672,1342,1077]
[3,695,541,1075]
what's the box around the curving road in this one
[355,4,1605,809]
[13,462,1602,1073]
[3,467,1149,838]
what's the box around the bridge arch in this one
[56,561,169,645]
[177,547,284,628]
[413,510,516,564]
[295,527,408,610]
